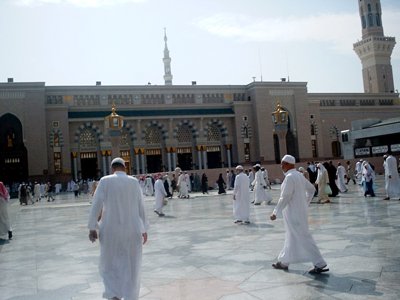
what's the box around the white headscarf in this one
[316,163,328,184]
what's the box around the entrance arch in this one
[0,113,28,187]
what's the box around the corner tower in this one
[163,28,173,85]
[353,0,396,93]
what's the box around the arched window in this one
[376,14,381,26]
[207,125,221,142]
[79,128,97,148]
[368,13,373,27]
[177,126,193,143]
[367,3,371,12]
[361,16,366,29]
[144,126,162,145]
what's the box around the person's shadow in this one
[296,270,384,297]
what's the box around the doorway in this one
[177,153,193,170]
[0,114,28,188]
[207,150,221,169]
[146,155,162,173]
[80,152,98,180]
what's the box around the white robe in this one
[355,161,363,184]
[0,195,11,240]
[144,177,154,196]
[177,174,189,197]
[336,165,347,192]
[166,177,172,194]
[154,179,167,213]
[263,169,271,188]
[316,164,330,201]
[185,173,192,192]
[252,170,271,204]
[384,155,400,198]
[88,171,148,300]
[34,183,41,200]
[248,172,255,188]
[233,172,250,222]
[273,169,326,268]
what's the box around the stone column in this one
[72,152,78,181]
[167,148,172,172]
[171,148,177,170]
[140,148,146,174]
[107,155,112,174]
[196,145,203,170]
[202,149,208,169]
[101,150,108,176]
[226,144,232,168]
[276,129,288,159]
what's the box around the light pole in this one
[104,103,124,162]
[271,103,289,160]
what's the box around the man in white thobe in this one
[252,164,271,205]
[34,182,41,202]
[261,167,271,189]
[185,172,192,193]
[355,159,363,185]
[177,172,189,198]
[88,157,148,300]
[226,170,232,190]
[233,165,250,224]
[248,169,255,190]
[154,174,167,216]
[270,155,329,274]
[383,151,400,200]
[144,175,154,196]
[336,162,348,193]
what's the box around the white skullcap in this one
[235,165,244,170]
[281,154,296,164]
[111,157,126,167]
[253,163,261,168]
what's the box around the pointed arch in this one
[203,119,228,139]
[142,120,168,142]
[0,113,24,149]
[74,122,104,144]
[173,119,199,141]
[0,113,28,184]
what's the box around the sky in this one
[0,0,399,93]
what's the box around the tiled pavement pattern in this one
[1,175,399,300]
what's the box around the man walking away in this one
[233,165,250,224]
[270,155,329,274]
[383,151,400,200]
[88,157,148,300]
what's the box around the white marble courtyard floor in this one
[1,175,399,300]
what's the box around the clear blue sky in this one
[1,0,399,93]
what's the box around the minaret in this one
[163,28,173,85]
[353,0,396,93]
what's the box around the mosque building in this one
[0,0,399,185]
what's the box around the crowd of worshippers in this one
[298,152,400,203]
[142,153,400,208]
[15,181,61,205]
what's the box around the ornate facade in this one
[0,0,399,184]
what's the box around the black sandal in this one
[309,265,329,274]
[272,262,288,270]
